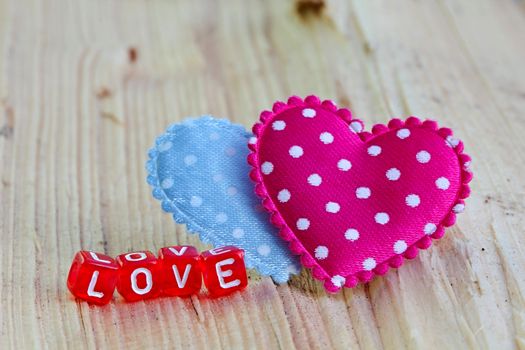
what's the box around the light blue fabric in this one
[146,116,300,283]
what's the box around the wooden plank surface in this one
[1,0,524,348]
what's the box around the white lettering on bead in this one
[168,246,188,256]
[215,258,241,289]
[125,252,147,261]
[130,268,153,295]
[89,252,111,264]
[172,264,192,288]
[87,270,104,298]
[209,247,231,256]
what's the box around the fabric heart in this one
[248,95,472,292]
[146,117,300,284]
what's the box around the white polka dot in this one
[436,177,450,190]
[363,258,376,271]
[302,108,316,118]
[212,174,223,183]
[320,132,334,144]
[289,145,304,158]
[209,132,220,141]
[314,246,328,260]
[261,162,274,175]
[277,189,291,203]
[405,194,421,208]
[416,151,431,163]
[257,244,271,257]
[184,154,197,166]
[394,240,408,254]
[338,159,352,171]
[356,187,371,199]
[446,136,460,148]
[248,136,257,145]
[325,202,340,213]
[344,228,359,241]
[232,228,245,238]
[190,196,203,207]
[331,275,346,288]
[296,218,310,230]
[397,128,410,139]
[386,168,401,181]
[453,203,465,213]
[161,178,174,189]
[215,213,228,223]
[227,187,238,196]
[349,121,363,133]
[158,141,173,152]
[367,145,382,156]
[272,120,286,131]
[225,147,236,157]
[307,174,322,186]
[424,223,437,235]
[375,212,389,225]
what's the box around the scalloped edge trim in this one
[146,116,298,284]
[247,95,473,292]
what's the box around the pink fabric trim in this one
[248,95,472,292]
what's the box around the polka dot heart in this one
[147,116,301,284]
[248,95,472,292]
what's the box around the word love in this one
[67,246,248,305]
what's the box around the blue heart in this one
[146,116,300,283]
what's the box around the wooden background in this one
[1,0,524,348]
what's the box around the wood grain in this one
[1,0,524,348]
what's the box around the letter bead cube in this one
[201,246,248,297]
[67,251,119,305]
[158,246,202,297]
[116,251,161,302]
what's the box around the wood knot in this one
[296,0,325,19]
[128,47,138,63]
[96,87,112,100]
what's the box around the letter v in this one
[168,246,188,256]
[172,264,192,288]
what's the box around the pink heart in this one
[248,96,472,292]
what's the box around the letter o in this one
[130,267,153,295]
[125,252,147,261]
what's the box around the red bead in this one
[116,251,161,302]
[67,251,119,305]
[158,246,202,297]
[201,246,248,297]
